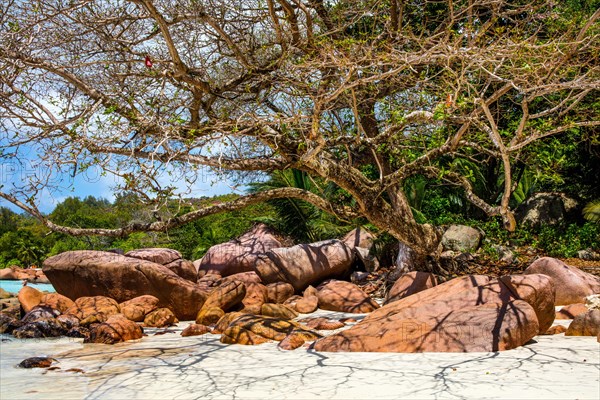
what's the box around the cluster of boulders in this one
[196,224,373,289]
[0,285,181,343]
[1,227,381,349]
[0,266,50,283]
[2,223,599,352]
[185,272,380,349]
[37,225,373,319]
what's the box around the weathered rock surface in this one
[0,267,49,283]
[17,286,75,313]
[241,283,269,309]
[143,308,178,327]
[13,307,66,339]
[0,287,13,299]
[39,293,75,313]
[499,274,556,333]
[65,296,120,322]
[556,303,588,320]
[219,314,320,345]
[65,325,91,339]
[266,282,295,304]
[544,325,567,335]
[283,295,302,308]
[219,272,263,285]
[221,325,272,345]
[57,314,80,330]
[181,323,210,337]
[18,357,55,368]
[85,314,143,344]
[385,272,437,305]
[278,329,322,350]
[314,274,553,353]
[0,303,20,320]
[394,242,422,276]
[201,280,246,312]
[524,257,600,305]
[351,271,370,283]
[196,224,281,278]
[342,227,376,250]
[21,305,61,324]
[196,307,225,325]
[213,312,245,334]
[354,247,379,272]
[0,267,19,280]
[278,331,308,350]
[586,294,600,310]
[317,280,380,313]
[577,249,600,261]
[441,225,482,253]
[0,313,22,334]
[196,274,222,292]
[240,304,262,315]
[565,309,600,337]
[119,295,160,322]
[314,300,538,353]
[299,317,345,331]
[125,248,182,265]
[256,240,354,291]
[490,245,518,264]
[163,259,197,282]
[515,192,578,229]
[294,286,319,314]
[18,286,44,313]
[43,250,207,320]
[260,303,298,320]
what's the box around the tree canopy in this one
[1,0,598,257]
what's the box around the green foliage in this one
[249,169,352,242]
[511,168,536,206]
[0,193,275,267]
[476,218,599,259]
[583,200,600,223]
[50,196,115,228]
[112,232,156,254]
[0,207,19,236]
[0,259,23,268]
[47,236,93,256]
[0,229,47,268]
[419,186,468,226]
[169,202,272,260]
[536,223,600,257]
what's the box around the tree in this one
[1,0,598,263]
[0,207,19,236]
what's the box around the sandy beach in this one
[1,310,598,400]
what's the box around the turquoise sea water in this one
[0,280,55,294]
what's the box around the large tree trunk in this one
[368,195,442,257]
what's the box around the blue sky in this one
[0,159,239,214]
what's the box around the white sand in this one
[1,310,598,400]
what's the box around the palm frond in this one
[583,200,600,223]
[247,169,349,242]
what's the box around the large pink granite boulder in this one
[385,271,438,304]
[255,240,354,291]
[43,251,207,320]
[195,224,281,278]
[524,257,600,305]
[313,274,554,353]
